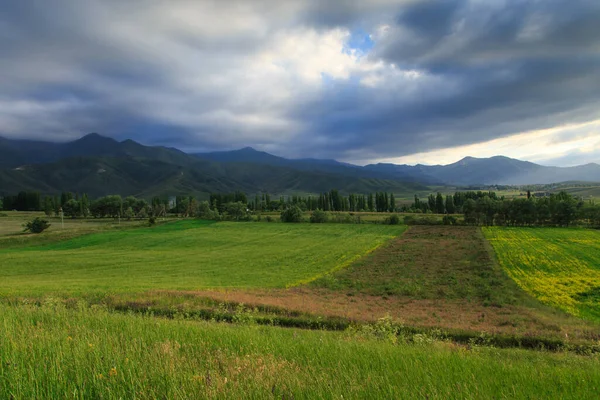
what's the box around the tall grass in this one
[1,303,599,399]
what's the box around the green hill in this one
[0,156,429,199]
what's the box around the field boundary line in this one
[285,227,410,288]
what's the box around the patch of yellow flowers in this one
[483,227,600,319]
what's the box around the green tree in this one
[463,199,478,225]
[428,194,436,212]
[367,194,374,212]
[435,192,445,214]
[445,195,455,214]
[225,202,248,221]
[43,197,54,217]
[62,199,81,218]
[310,209,328,223]
[280,205,303,223]
[123,207,134,220]
[23,217,51,234]
[61,192,73,206]
[79,193,90,217]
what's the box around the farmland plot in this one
[483,227,600,321]
[0,220,405,295]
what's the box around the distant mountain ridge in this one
[0,134,428,198]
[0,133,195,168]
[0,133,599,198]
[196,146,600,185]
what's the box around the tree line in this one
[243,190,397,213]
[2,189,598,228]
[457,191,600,227]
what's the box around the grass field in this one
[144,225,599,344]
[483,227,600,322]
[0,220,405,295]
[2,303,600,399]
[557,185,600,199]
[3,214,600,398]
[0,212,144,236]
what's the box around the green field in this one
[483,227,600,321]
[3,216,600,398]
[0,220,405,295]
[2,303,599,399]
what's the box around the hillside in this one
[0,133,195,168]
[0,154,428,198]
[198,147,600,185]
[365,156,600,185]
[1,134,599,198]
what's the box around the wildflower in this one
[109,367,117,377]
[97,374,104,379]
[67,336,73,341]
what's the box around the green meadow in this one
[2,217,600,399]
[0,220,405,295]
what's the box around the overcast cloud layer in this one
[1,0,599,166]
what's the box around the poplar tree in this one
[436,192,445,214]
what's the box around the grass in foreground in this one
[0,220,405,295]
[483,227,600,322]
[1,303,599,399]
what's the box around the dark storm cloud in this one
[0,0,599,164]
[284,0,600,161]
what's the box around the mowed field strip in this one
[483,227,600,322]
[0,220,406,294]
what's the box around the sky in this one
[1,0,599,167]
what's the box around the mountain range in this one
[0,133,598,198]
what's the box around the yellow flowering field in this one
[483,227,600,321]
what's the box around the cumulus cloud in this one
[0,0,599,165]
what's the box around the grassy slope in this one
[483,227,600,322]
[2,304,599,399]
[0,220,405,295]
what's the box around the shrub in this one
[310,209,329,223]
[280,205,303,223]
[384,214,401,225]
[148,216,157,226]
[23,217,51,234]
[442,215,458,225]
[404,215,441,225]
[196,201,221,221]
[330,213,356,224]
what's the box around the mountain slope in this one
[1,134,598,197]
[0,156,429,198]
[364,156,600,185]
[196,147,438,183]
[0,133,196,168]
[426,156,542,185]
